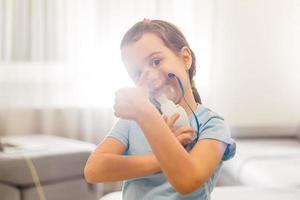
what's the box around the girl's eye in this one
[151,58,161,67]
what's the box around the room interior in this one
[0,0,299,200]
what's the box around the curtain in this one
[0,0,214,143]
[210,0,300,131]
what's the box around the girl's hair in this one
[120,19,201,104]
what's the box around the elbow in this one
[172,175,205,196]
[84,163,101,184]
[176,186,201,196]
[84,164,95,183]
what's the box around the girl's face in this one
[121,33,192,103]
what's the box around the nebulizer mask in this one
[139,67,190,129]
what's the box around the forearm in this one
[84,153,161,183]
[136,106,197,187]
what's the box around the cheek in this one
[172,71,191,99]
[163,58,187,78]
[159,66,190,95]
[181,72,191,88]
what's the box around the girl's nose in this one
[139,68,165,91]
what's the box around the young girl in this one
[84,19,235,200]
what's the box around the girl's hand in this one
[114,87,154,121]
[163,113,195,146]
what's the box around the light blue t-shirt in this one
[107,104,236,200]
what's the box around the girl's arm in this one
[137,105,226,195]
[84,137,160,183]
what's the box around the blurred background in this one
[1,0,299,141]
[0,0,300,199]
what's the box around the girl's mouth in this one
[150,82,180,103]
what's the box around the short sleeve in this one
[106,119,130,149]
[198,116,236,161]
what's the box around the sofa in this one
[0,135,100,200]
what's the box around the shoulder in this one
[113,118,138,127]
[193,104,236,161]
[194,104,227,129]
[109,118,143,135]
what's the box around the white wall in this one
[210,0,300,129]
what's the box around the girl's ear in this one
[180,47,192,71]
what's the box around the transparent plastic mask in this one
[139,68,180,103]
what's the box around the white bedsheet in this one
[212,186,300,200]
[223,138,300,188]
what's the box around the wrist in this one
[135,102,158,123]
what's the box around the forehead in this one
[121,33,170,65]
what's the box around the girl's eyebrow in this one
[144,51,162,61]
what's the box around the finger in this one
[113,106,120,117]
[168,113,180,128]
[162,115,168,123]
[113,103,120,117]
[174,126,195,137]
[114,111,119,118]
[177,134,193,145]
[182,138,193,145]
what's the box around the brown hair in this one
[120,19,201,104]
